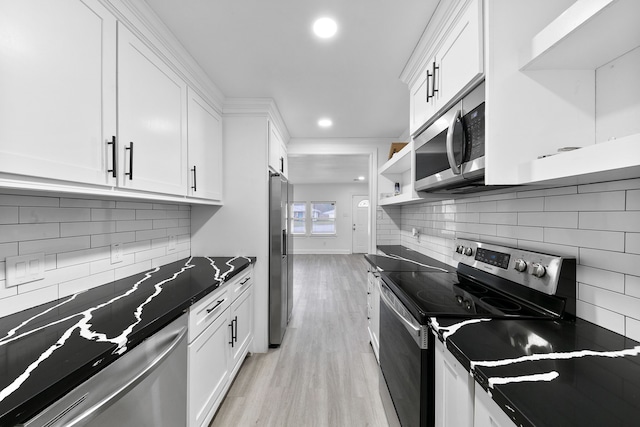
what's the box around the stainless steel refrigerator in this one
[269,172,293,347]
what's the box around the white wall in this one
[0,192,191,317]
[379,178,640,341]
[292,183,368,254]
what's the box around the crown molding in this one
[102,0,226,112]
[223,98,291,142]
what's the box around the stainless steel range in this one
[377,239,576,426]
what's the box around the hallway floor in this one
[210,254,388,427]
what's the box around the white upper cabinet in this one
[117,24,188,196]
[268,121,287,178]
[0,0,117,186]
[407,0,484,136]
[187,89,223,201]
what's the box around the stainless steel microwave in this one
[414,82,486,193]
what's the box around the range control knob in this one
[463,247,473,256]
[455,245,464,254]
[514,259,528,272]
[531,263,546,278]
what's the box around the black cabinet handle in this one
[206,299,225,314]
[426,69,432,102]
[240,278,250,286]
[432,61,439,97]
[191,165,197,192]
[279,156,284,174]
[125,142,134,180]
[229,323,234,347]
[107,136,117,178]
[233,316,238,343]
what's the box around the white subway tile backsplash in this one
[0,287,59,317]
[579,211,640,232]
[0,223,59,244]
[576,300,625,335]
[20,207,91,224]
[626,233,640,254]
[579,178,640,193]
[61,221,117,237]
[496,197,544,212]
[91,209,135,221]
[466,201,497,213]
[0,207,18,224]
[625,274,640,299]
[545,191,625,211]
[581,248,640,277]
[625,317,640,342]
[20,236,90,256]
[628,190,640,210]
[60,198,115,208]
[0,194,58,207]
[518,212,578,228]
[544,228,624,252]
[516,186,577,198]
[579,283,640,319]
[577,265,625,293]
[480,213,517,225]
[0,192,191,317]
[496,225,543,241]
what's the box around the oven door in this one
[378,281,434,427]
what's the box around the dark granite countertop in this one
[0,256,254,426]
[369,245,640,427]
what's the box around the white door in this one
[0,0,117,186]
[351,195,369,254]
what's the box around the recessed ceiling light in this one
[313,17,337,38]
[358,176,365,181]
[318,118,332,128]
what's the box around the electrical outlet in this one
[5,253,45,287]
[167,235,177,252]
[111,243,124,264]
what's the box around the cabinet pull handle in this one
[432,61,439,97]
[426,69,432,102]
[191,165,197,191]
[279,156,284,174]
[107,136,117,178]
[240,278,250,286]
[233,316,238,343]
[206,299,225,313]
[125,142,134,180]
[229,323,234,347]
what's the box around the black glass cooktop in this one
[381,271,556,325]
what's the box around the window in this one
[311,202,336,235]
[291,202,306,235]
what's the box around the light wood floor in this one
[210,254,388,427]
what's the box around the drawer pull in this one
[240,278,250,286]
[206,299,225,314]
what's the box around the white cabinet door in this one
[229,284,254,377]
[435,337,475,427]
[436,0,484,110]
[473,382,516,427]
[410,57,439,135]
[118,24,188,196]
[187,88,222,201]
[0,0,116,186]
[188,309,230,427]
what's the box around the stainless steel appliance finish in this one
[377,240,576,426]
[21,314,188,427]
[269,172,293,347]
[414,82,486,194]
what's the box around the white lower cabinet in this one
[187,267,254,427]
[473,382,516,427]
[434,336,475,426]
[366,269,380,362]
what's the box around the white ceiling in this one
[144,0,439,139]
[287,154,370,184]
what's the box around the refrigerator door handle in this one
[282,229,287,256]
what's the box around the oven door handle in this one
[379,282,427,348]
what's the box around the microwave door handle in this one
[446,109,462,175]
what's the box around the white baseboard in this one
[292,249,352,255]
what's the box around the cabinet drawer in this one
[228,268,253,302]
[188,287,229,343]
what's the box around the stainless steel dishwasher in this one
[20,314,188,427]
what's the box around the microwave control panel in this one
[463,103,484,162]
